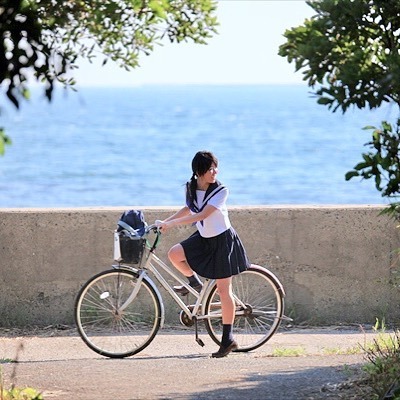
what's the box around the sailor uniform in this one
[181,181,250,279]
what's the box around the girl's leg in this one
[168,244,193,277]
[216,277,235,325]
[168,244,202,290]
[212,277,238,358]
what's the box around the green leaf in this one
[317,97,333,105]
[372,130,380,141]
[353,161,369,170]
[380,157,392,170]
[0,129,12,156]
[375,174,381,190]
[345,171,359,181]
[382,121,392,132]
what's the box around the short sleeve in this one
[207,187,228,210]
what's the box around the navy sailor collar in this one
[191,180,225,213]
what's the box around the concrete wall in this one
[1,206,400,328]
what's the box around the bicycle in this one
[75,220,288,358]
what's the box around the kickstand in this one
[194,317,205,347]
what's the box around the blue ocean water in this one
[0,85,395,207]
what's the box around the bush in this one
[1,387,43,400]
[362,329,400,399]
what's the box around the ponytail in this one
[186,151,217,211]
[186,173,197,211]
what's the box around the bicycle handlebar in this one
[145,224,160,234]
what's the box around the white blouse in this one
[192,187,231,238]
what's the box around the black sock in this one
[188,275,202,287]
[221,324,234,347]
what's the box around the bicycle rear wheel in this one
[75,268,162,358]
[204,266,284,352]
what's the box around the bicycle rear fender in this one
[250,264,286,298]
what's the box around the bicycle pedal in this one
[174,284,202,296]
[173,285,190,296]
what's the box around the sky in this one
[73,1,315,87]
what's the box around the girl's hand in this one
[155,220,169,233]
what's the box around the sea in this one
[0,84,396,208]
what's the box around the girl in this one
[157,150,250,358]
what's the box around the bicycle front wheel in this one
[204,266,284,352]
[75,269,162,358]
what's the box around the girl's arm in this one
[159,204,217,232]
[162,206,191,223]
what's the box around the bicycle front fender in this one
[113,265,165,329]
[140,270,166,329]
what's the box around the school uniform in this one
[181,181,250,279]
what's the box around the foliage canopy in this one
[279,0,400,113]
[279,0,400,208]
[1,0,218,107]
[0,0,218,154]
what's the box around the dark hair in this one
[191,151,218,177]
[186,151,218,211]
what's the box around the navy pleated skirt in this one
[180,227,250,279]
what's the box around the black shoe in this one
[211,341,238,358]
[173,283,202,296]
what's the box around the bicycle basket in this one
[114,232,146,265]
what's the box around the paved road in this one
[0,326,375,399]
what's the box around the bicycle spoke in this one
[75,269,161,358]
[204,267,284,352]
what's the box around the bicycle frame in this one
[148,252,213,317]
[116,244,216,322]
[115,227,271,326]
[117,248,253,326]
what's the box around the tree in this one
[0,0,218,155]
[278,0,400,213]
